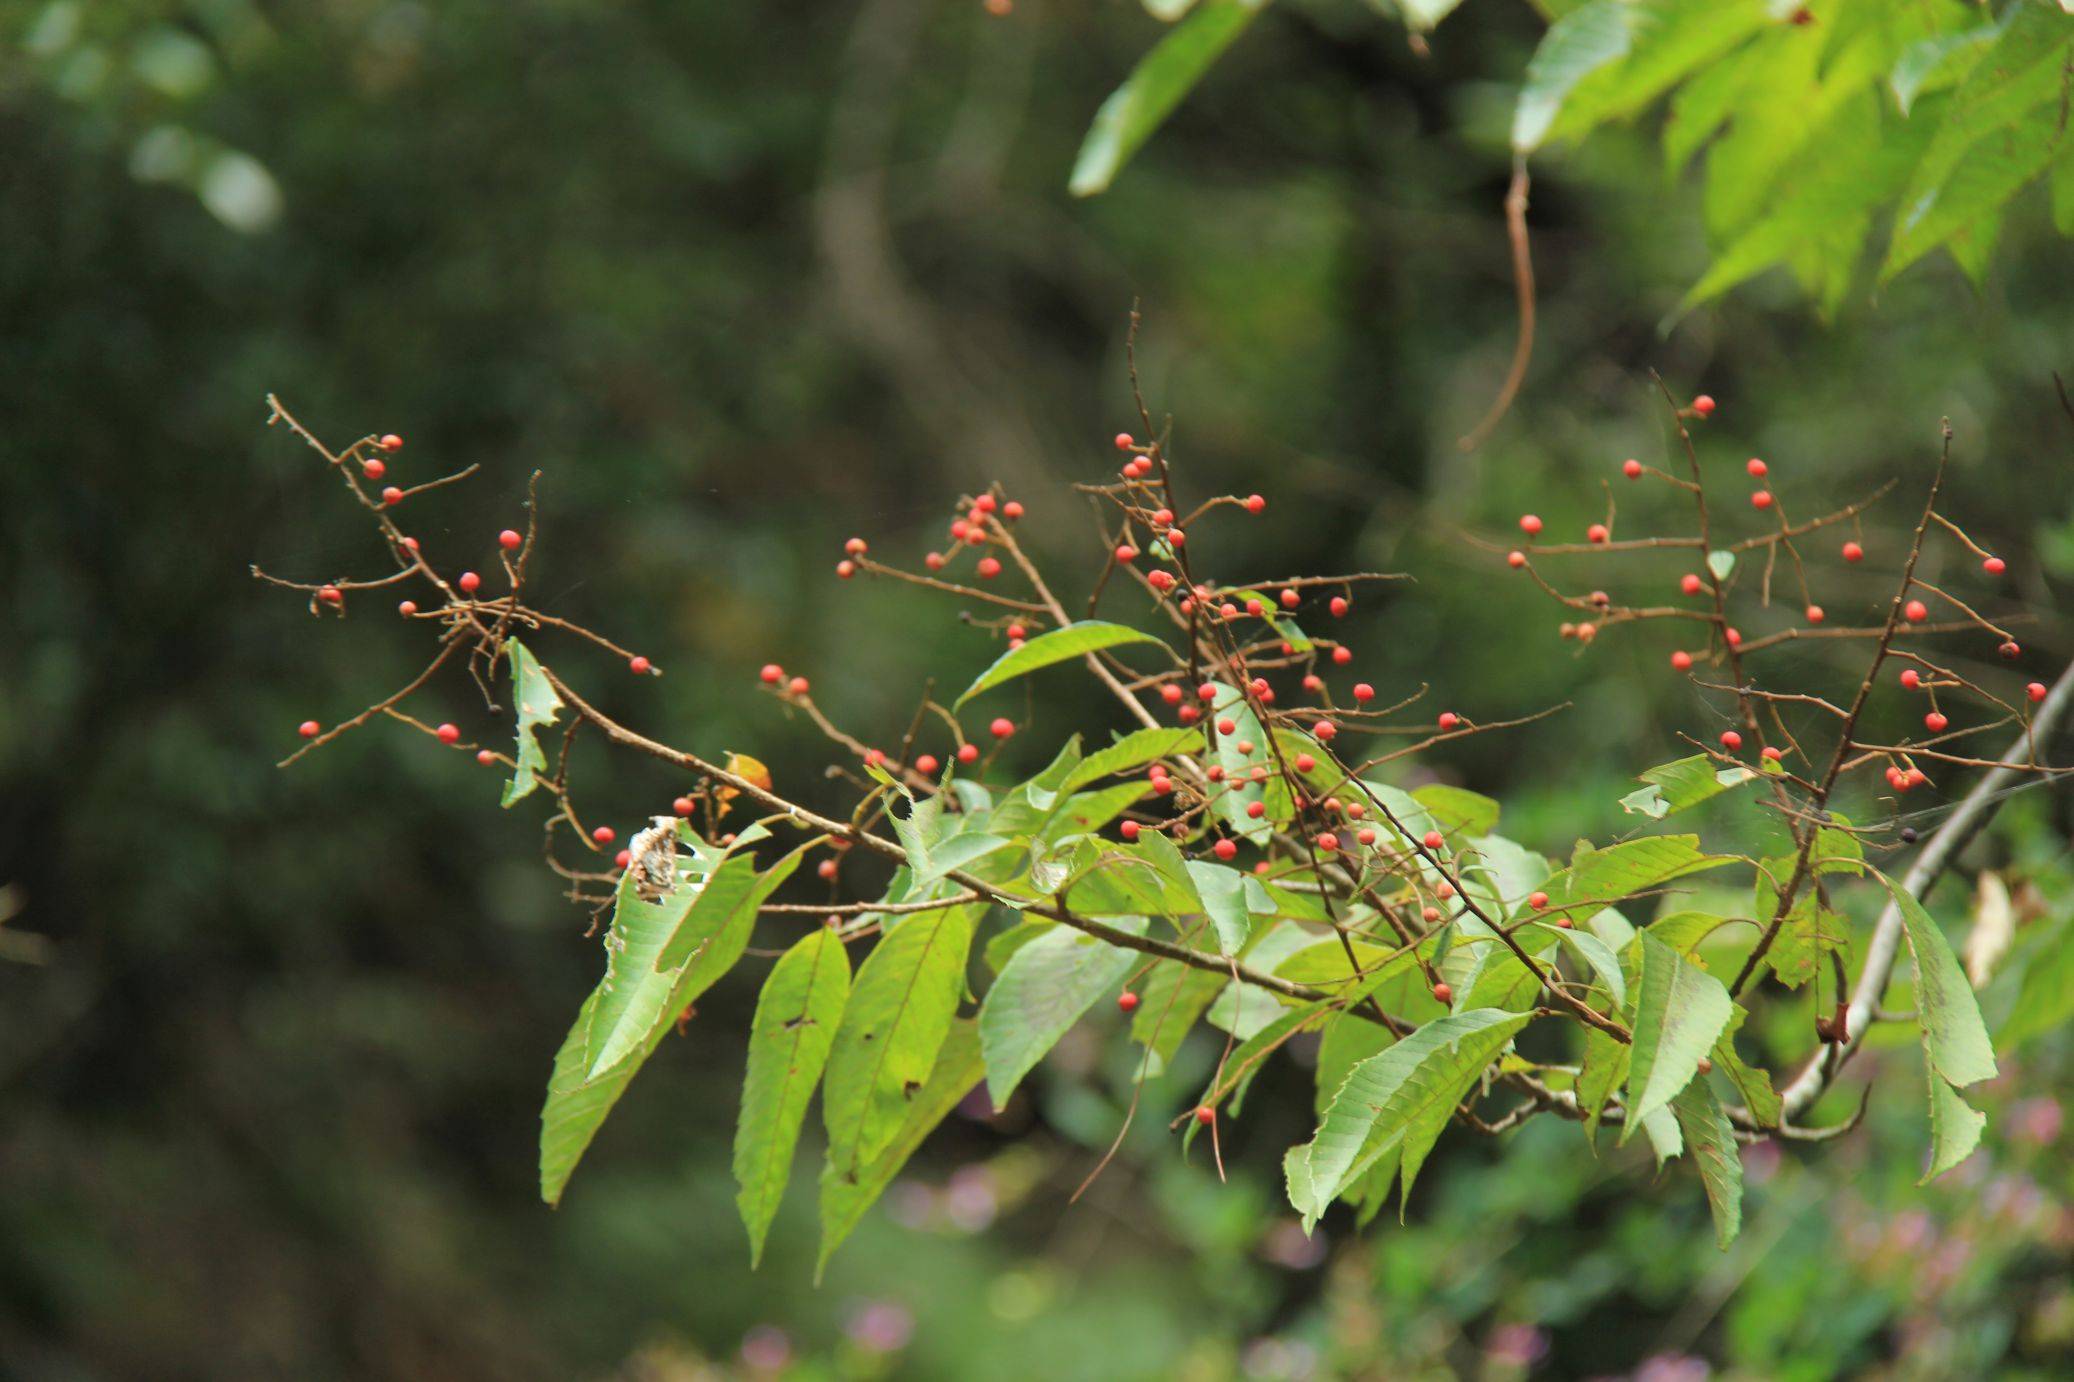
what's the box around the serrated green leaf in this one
[1619,753,1758,819]
[1713,1006,1780,1130]
[1069,0,1267,197]
[1412,784,1501,839]
[1671,1079,1742,1249]
[822,903,980,1176]
[818,1018,983,1276]
[588,855,758,1079]
[1578,1023,1628,1140]
[1185,859,1255,953]
[1536,835,1730,924]
[735,926,851,1266]
[1622,932,1733,1142]
[1058,727,1198,796]
[1922,1064,1986,1184]
[502,639,564,805]
[1873,869,1997,1088]
[979,917,1145,1109]
[955,621,1167,708]
[1891,22,1997,115]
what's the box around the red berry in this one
[1431,982,1452,1004]
[2027,682,2047,702]
[361,458,386,480]
[1358,828,1378,846]
[1925,711,1948,732]
[1587,523,1609,544]
[318,585,343,604]
[1751,490,1773,510]
[614,849,632,868]
[1198,683,1218,702]
[1761,746,1782,763]
[1907,767,1928,788]
[1301,674,1324,693]
[1507,550,1526,569]
[1244,494,1266,515]
[436,723,460,744]
[399,536,419,552]
[950,521,970,542]
[1437,712,1459,730]
[1294,753,1316,773]
[1330,596,1350,618]
[1983,556,2005,575]
[864,749,885,767]
[458,571,481,593]
[1681,573,1704,596]
[1842,541,1864,563]
[298,720,321,738]
[1114,432,1134,450]
[990,717,1015,739]
[1671,650,1693,672]
[1805,605,1824,624]
[1422,830,1444,850]
[1148,569,1176,592]
[381,486,404,505]
[1120,820,1141,841]
[1904,599,1928,622]
[378,433,404,452]
[1213,838,1238,861]
[1194,1105,1216,1126]
[1622,459,1642,479]
[1690,395,1715,417]
[673,796,695,816]
[1117,991,1139,1013]
[1246,801,1266,819]
[957,743,980,764]
[477,749,497,766]
[1316,832,1340,852]
[788,675,810,695]
[844,537,868,555]
[976,556,1003,579]
[1352,683,1375,703]
[1178,705,1200,724]
[817,858,839,881]
[1160,683,1184,706]
[1720,730,1742,751]
[1528,891,1549,910]
[915,754,940,776]
[1746,458,1768,478]
[760,663,784,684]
[1331,647,1352,665]
[398,600,417,615]
[1900,669,1921,689]
[1313,720,1337,741]
[629,656,651,675]
[2000,641,2021,660]
[1115,545,1137,564]
[1216,717,1236,735]
[591,825,615,845]
[499,529,523,550]
[1725,627,1743,647]
[836,560,856,580]
[1003,501,1023,520]
[1278,588,1299,610]
[973,494,997,514]
[1519,514,1543,536]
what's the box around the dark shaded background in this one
[5,3,2073,1378]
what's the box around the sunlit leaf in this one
[502,639,564,806]
[1069,1,1269,197]
[955,621,1167,708]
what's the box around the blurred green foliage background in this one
[4,2,2073,1378]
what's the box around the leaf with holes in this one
[502,639,564,805]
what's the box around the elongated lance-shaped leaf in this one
[734,926,851,1267]
[954,621,1167,708]
[1206,681,1273,844]
[822,902,980,1176]
[1069,1,1268,197]
[979,916,1146,1110]
[1512,0,1633,152]
[1287,1008,1530,1227]
[1554,925,1627,1010]
[1618,754,1757,819]
[502,638,564,805]
[818,1017,984,1277]
[1621,932,1733,1142]
[1923,1062,1986,1184]
[1671,1078,1742,1249]
[1536,835,1730,924]
[587,854,757,1079]
[1130,953,1226,1080]
[1057,727,1197,796]
[1713,1007,1780,1130]
[1873,869,1997,1089]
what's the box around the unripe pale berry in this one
[299,720,321,738]
[1587,523,1609,544]
[2029,682,2048,702]
[436,722,460,744]
[1681,573,1704,596]
[1746,458,1767,477]
[1118,991,1139,1013]
[1983,556,2005,575]
[1213,838,1238,861]
[499,529,522,550]
[788,675,809,695]
[1519,514,1542,536]
[379,433,403,451]
[398,600,417,615]
[1842,541,1864,563]
[957,743,980,764]
[1925,711,1948,732]
[1720,730,1742,751]
[629,656,651,675]
[1437,712,1459,730]
[1622,459,1642,479]
[836,560,856,579]
[458,571,481,593]
[1750,490,1773,510]
[1904,599,1928,622]
[592,825,616,844]
[381,486,404,505]
[1671,650,1693,671]
[760,663,784,684]
[990,717,1015,739]
[915,754,940,776]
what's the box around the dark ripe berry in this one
[1720,730,1743,751]
[1900,826,1919,844]
[673,796,695,816]
[1216,717,1236,735]
[1900,668,1921,689]
[1671,650,1694,671]
[1244,494,1266,514]
[398,600,417,615]
[1761,746,1782,763]
[1422,830,1444,850]
[957,743,980,764]
[1437,712,1459,730]
[1246,800,1266,819]
[1213,838,1238,861]
[1330,596,1350,618]
[1746,458,1768,478]
[499,529,523,550]
[1750,490,1773,510]
[990,717,1015,739]
[1117,991,1139,1013]
[477,749,497,766]
[1690,395,1715,417]
[1317,832,1340,852]
[1114,432,1134,450]
[1507,550,1526,569]
[1925,711,1948,732]
[1623,459,1643,479]
[1002,501,1024,520]
[1983,556,2006,575]
[436,723,461,744]
[1527,891,1549,910]
[1353,683,1375,703]
[379,433,404,451]
[760,663,784,684]
[788,675,810,695]
[1806,605,1825,624]
[1519,514,1543,536]
[592,825,616,845]
[2000,641,2021,661]
[1842,541,1864,563]
[458,571,482,593]
[835,560,856,579]
[817,858,839,881]
[362,458,386,480]
[1294,753,1316,772]
[844,536,868,556]
[915,754,940,776]
[1331,647,1352,665]
[1903,599,1928,622]
[1431,982,1452,1004]
[1194,1105,1216,1126]
[381,486,404,505]
[1587,523,1609,544]
[2028,682,2048,702]
[1120,820,1141,841]
[1160,683,1184,706]
[1115,544,1138,564]
[1313,720,1337,741]
[615,849,632,868]
[1681,573,1704,596]
[976,557,1002,579]
[629,656,651,675]
[1279,588,1300,609]
[298,720,321,738]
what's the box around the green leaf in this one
[954,621,1167,708]
[1059,727,1198,796]
[502,639,564,805]
[818,1018,984,1276]
[821,902,980,1176]
[734,926,851,1266]
[1706,548,1735,581]
[1536,835,1730,923]
[1713,1007,1780,1130]
[1577,1024,1628,1140]
[1185,860,1254,953]
[1621,932,1733,1142]
[1068,1,1268,198]
[1130,956,1226,1079]
[1555,925,1627,1009]
[1619,754,1758,819]
[1671,1079,1742,1249]
[1207,682,1274,844]
[1922,1064,1986,1184]
[1873,870,1997,1089]
[1891,22,1998,116]
[979,917,1146,1110]
[588,854,758,1079]
[1885,100,2067,281]
[1411,784,1501,839]
[1288,1009,1531,1227]
[1512,0,1634,153]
